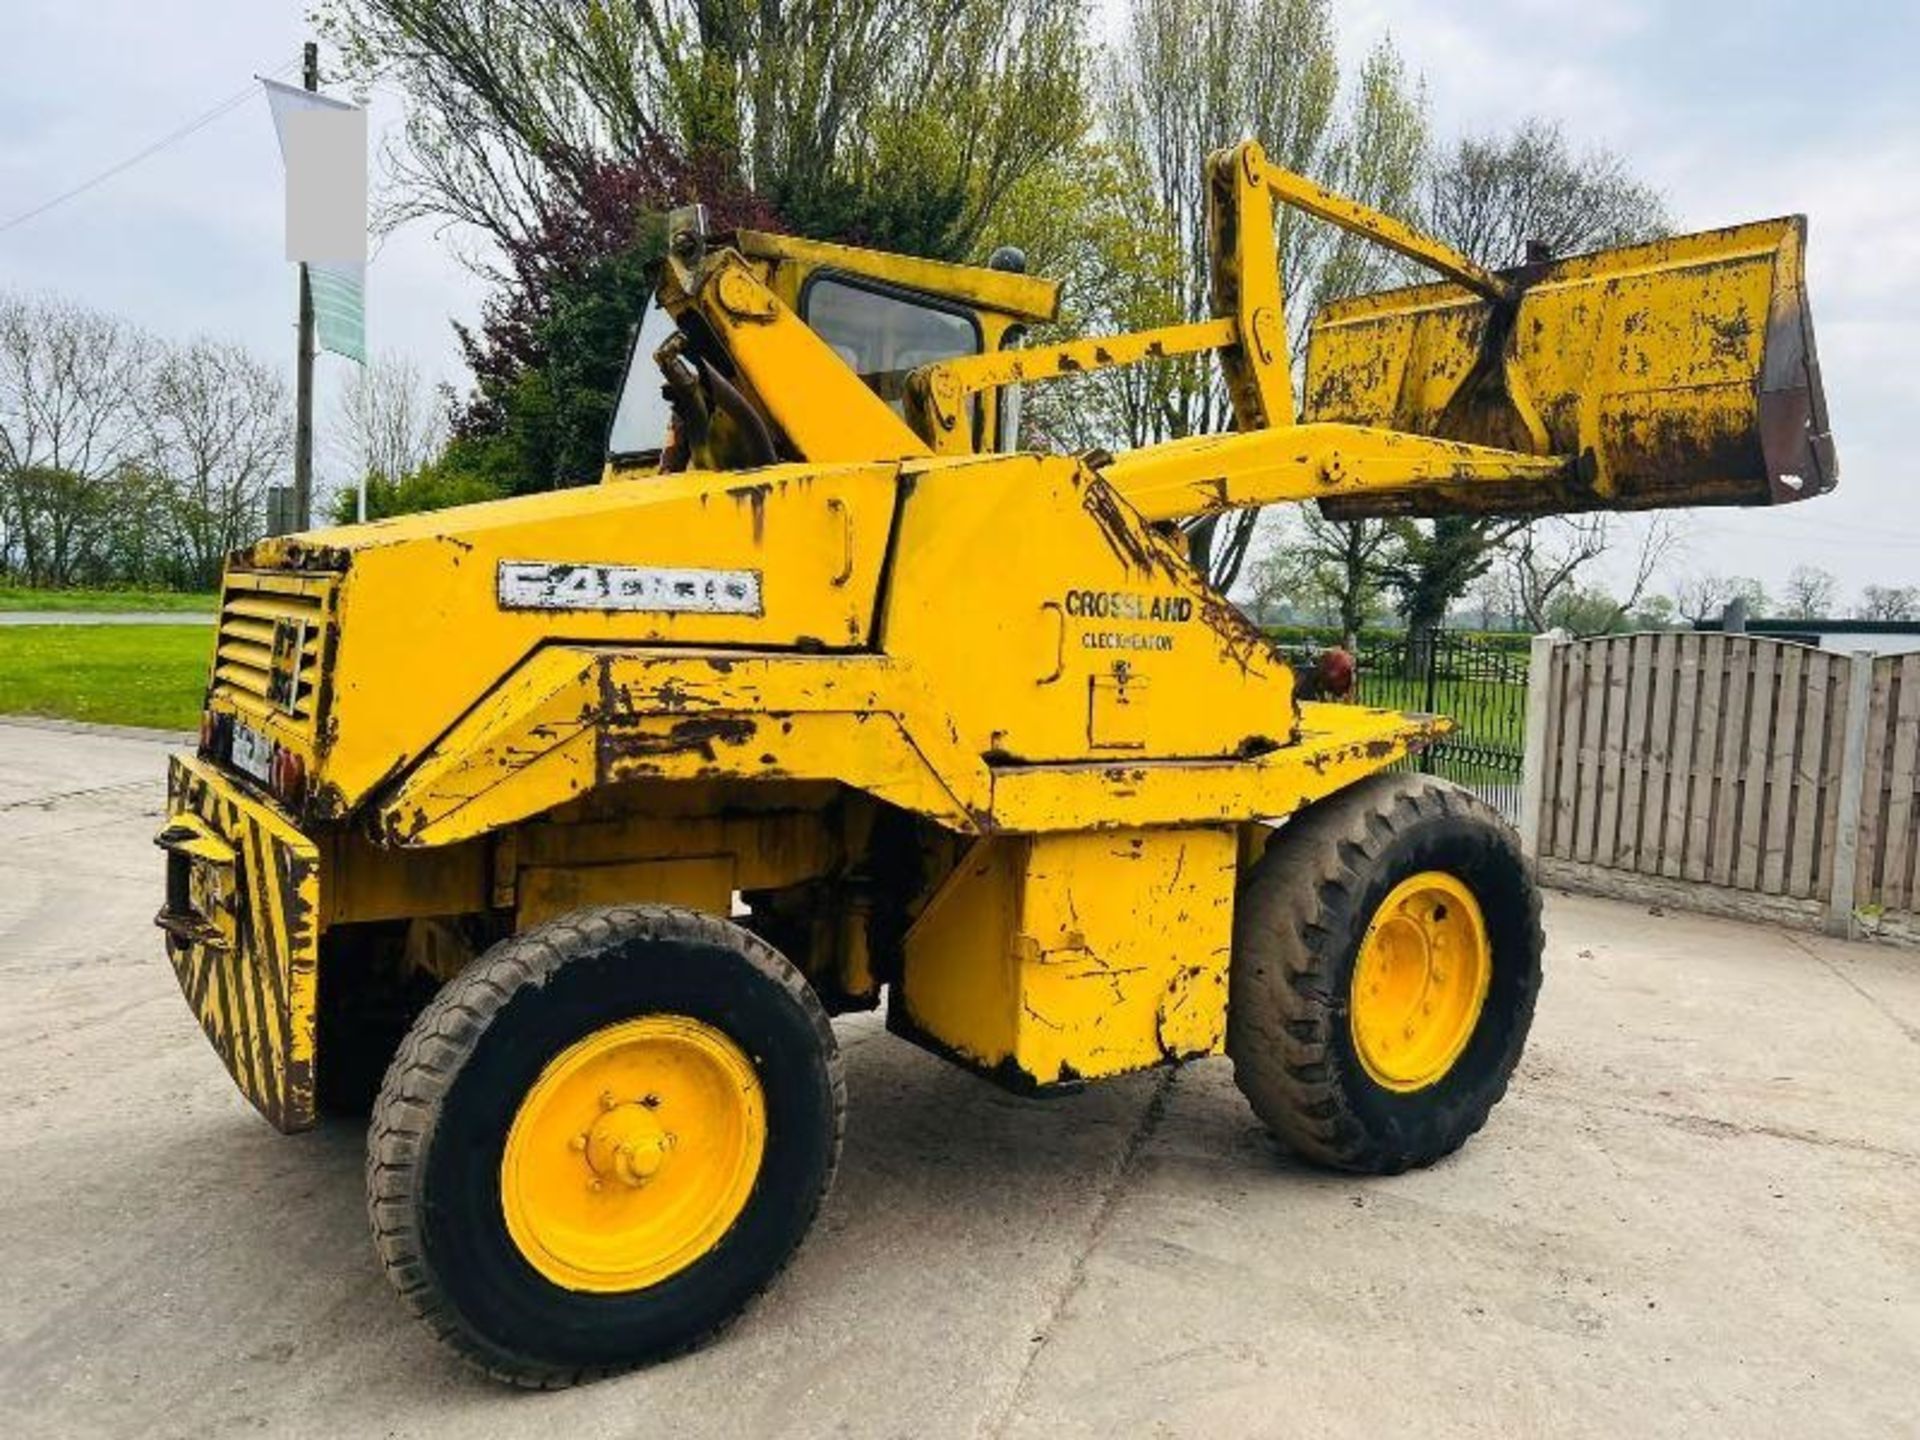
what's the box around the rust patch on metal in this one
[1080,476,1182,583]
[727,481,772,542]
[602,716,758,765]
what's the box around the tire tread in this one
[366,904,844,1388]
[1228,773,1543,1174]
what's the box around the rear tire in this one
[367,905,844,1387]
[1227,773,1542,1174]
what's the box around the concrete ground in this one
[3,719,1916,1440]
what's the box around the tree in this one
[1379,515,1505,666]
[1672,572,1770,624]
[1422,118,1669,266]
[447,153,777,496]
[93,460,178,586]
[1500,514,1679,635]
[1628,593,1680,631]
[147,340,291,587]
[1857,585,1920,622]
[1466,571,1519,632]
[317,0,1087,267]
[319,1,1090,502]
[1781,564,1839,620]
[1541,583,1636,637]
[1244,507,1393,646]
[0,466,99,585]
[0,293,155,585]
[995,142,1188,454]
[331,352,448,513]
[1092,0,1427,589]
[0,289,300,588]
[330,457,505,524]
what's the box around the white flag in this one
[262,77,366,363]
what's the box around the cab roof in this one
[734,229,1061,325]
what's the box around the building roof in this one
[1694,617,1920,636]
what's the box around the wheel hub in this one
[1349,871,1491,1092]
[501,1015,767,1293]
[584,1099,675,1188]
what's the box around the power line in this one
[0,55,302,236]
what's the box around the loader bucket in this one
[1303,217,1836,518]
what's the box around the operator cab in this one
[604,230,1058,477]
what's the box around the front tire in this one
[367,905,844,1387]
[1227,774,1542,1174]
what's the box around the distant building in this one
[1693,616,1920,656]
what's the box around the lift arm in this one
[906,139,1833,520]
[905,140,1549,460]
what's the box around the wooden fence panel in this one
[1638,631,1678,874]
[1787,651,1833,900]
[1708,640,1752,887]
[1817,656,1850,903]
[1592,638,1630,867]
[1854,657,1895,908]
[1614,633,1654,870]
[1574,644,1608,865]
[1683,635,1725,884]
[1660,636,1702,880]
[1760,644,1805,895]
[1881,653,1920,911]
[1551,644,1586,860]
[1528,633,1908,924]
[1735,642,1779,892]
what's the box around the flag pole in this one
[292,41,318,532]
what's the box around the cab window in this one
[606,301,679,459]
[802,275,981,415]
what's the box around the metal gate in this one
[1351,631,1529,822]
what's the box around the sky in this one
[2,0,1917,603]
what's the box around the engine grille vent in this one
[212,573,332,724]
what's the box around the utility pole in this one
[291,41,318,531]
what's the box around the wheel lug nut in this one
[569,1134,587,1153]
[599,1090,618,1111]
[588,1178,603,1193]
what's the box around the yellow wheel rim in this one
[1349,871,1492,1093]
[501,1016,766,1293]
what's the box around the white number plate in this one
[231,718,274,785]
[497,561,763,615]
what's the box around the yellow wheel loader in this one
[156,139,1834,1384]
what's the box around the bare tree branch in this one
[146,339,292,587]
[330,352,450,497]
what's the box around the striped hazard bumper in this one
[156,753,321,1133]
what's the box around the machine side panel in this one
[891,827,1239,1087]
[882,453,1296,765]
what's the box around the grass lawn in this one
[1352,672,1529,794]
[0,625,209,730]
[0,585,217,613]
[1354,673,1528,740]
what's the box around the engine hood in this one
[230,463,901,821]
